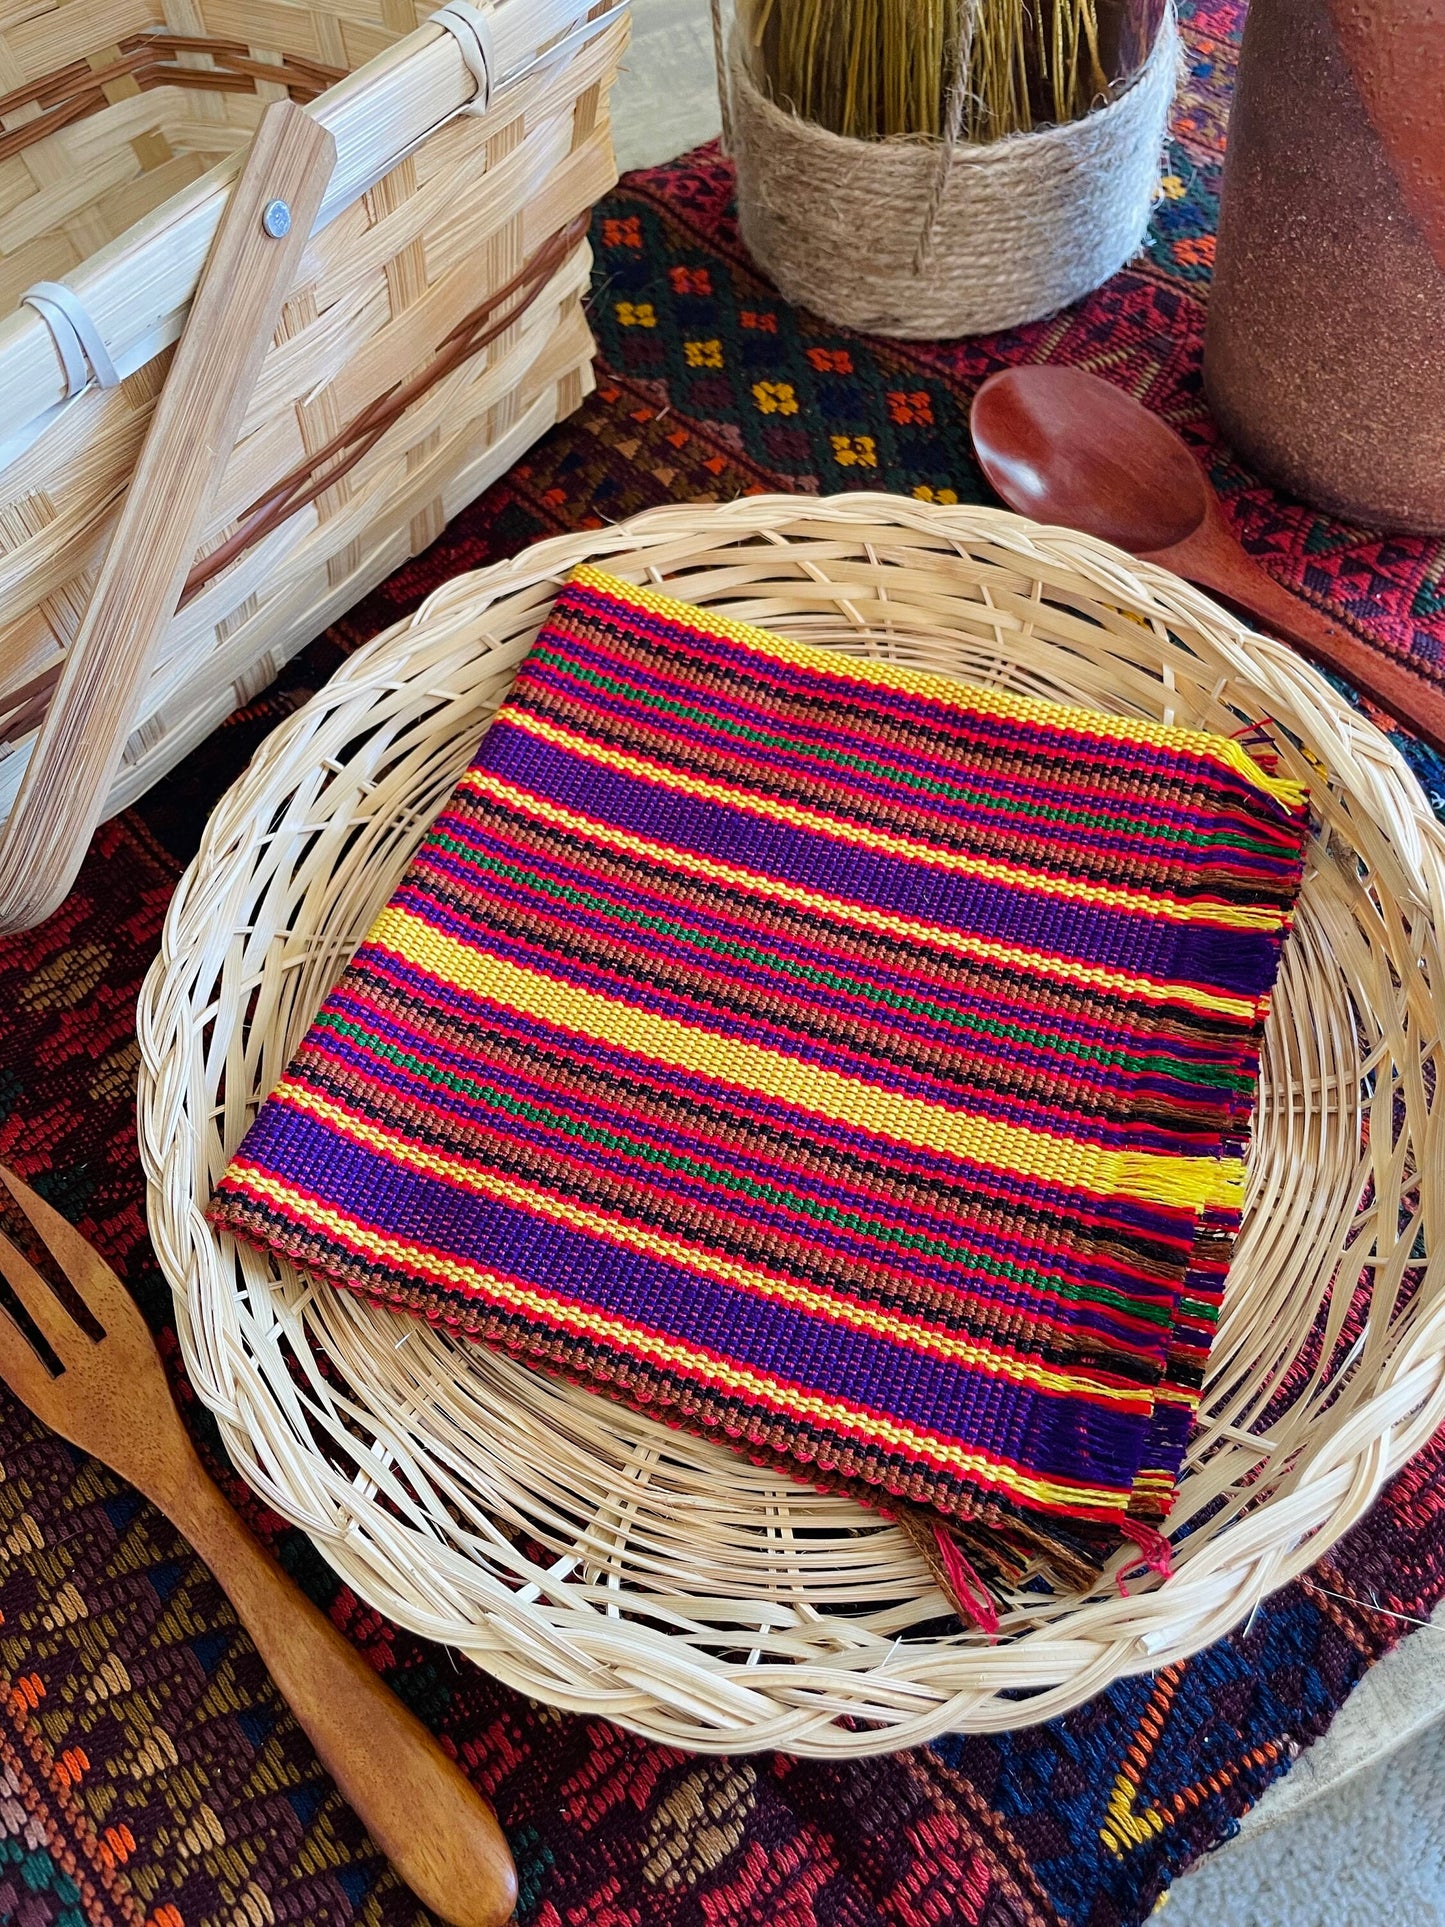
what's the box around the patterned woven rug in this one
[3,5,1445,1923]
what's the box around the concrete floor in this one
[607,7,1445,1920]
[1166,1714,1445,1927]
[609,0,722,171]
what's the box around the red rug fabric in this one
[2,5,1444,1924]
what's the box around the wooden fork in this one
[0,1165,517,1927]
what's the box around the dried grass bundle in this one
[742,0,1117,142]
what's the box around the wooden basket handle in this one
[0,100,336,934]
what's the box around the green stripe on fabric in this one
[528,648,1286,858]
[313,1010,1175,1331]
[427,836,1249,1093]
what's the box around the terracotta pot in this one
[1204,0,1445,533]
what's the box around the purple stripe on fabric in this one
[421,812,1245,1056]
[428,800,1272,1097]
[1135,1401,1192,1478]
[473,721,1288,996]
[229,1102,1152,1493]
[427,801,1242,1059]
[295,1024,1178,1368]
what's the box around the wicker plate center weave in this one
[138,498,1445,1754]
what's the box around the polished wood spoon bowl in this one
[970,364,1445,758]
[0,1166,517,1927]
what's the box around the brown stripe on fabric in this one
[275,1048,1176,1390]
[405,860,1247,1146]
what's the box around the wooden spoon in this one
[970,364,1445,758]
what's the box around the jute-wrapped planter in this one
[138,495,1445,1756]
[725,8,1178,337]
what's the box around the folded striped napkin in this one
[210,567,1308,1615]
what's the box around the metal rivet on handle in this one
[261,199,292,239]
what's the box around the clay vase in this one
[1203,0,1445,533]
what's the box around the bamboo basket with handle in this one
[0,0,629,932]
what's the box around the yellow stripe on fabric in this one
[569,567,1307,812]
[458,769,1263,1022]
[500,706,1291,935]
[230,1163,1133,1514]
[371,905,1247,1216]
[276,1079,1155,1411]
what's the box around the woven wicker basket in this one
[0,0,628,929]
[137,495,1445,1756]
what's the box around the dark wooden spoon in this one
[970,365,1445,758]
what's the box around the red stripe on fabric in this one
[217,1163,1136,1521]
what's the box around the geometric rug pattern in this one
[4,3,1445,1920]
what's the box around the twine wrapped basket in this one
[0,0,628,929]
[138,495,1445,1756]
[723,6,1179,338]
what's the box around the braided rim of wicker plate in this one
[137,495,1445,1756]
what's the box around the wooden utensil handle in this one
[0,100,334,935]
[167,1452,517,1926]
[1158,544,1445,760]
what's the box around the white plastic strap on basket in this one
[21,280,121,399]
[429,0,629,116]
[431,2,497,113]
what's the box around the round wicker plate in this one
[137,496,1445,1755]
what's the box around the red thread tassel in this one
[932,1523,1001,1640]
[1119,1517,1174,1581]
[1230,717,1282,773]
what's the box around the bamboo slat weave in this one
[0,0,627,895]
